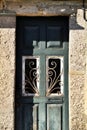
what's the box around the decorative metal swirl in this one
[46,58,63,96]
[25,58,39,95]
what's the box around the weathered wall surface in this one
[0,3,87,130]
[0,16,16,130]
[69,10,87,130]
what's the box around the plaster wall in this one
[69,10,87,130]
[0,16,16,130]
[0,6,87,130]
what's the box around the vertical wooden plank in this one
[39,103,46,130]
[40,54,46,96]
[23,104,33,130]
[63,41,69,130]
[33,104,39,130]
[15,103,23,130]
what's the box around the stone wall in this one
[69,10,87,130]
[0,16,16,130]
[0,4,87,130]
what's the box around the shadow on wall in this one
[69,13,84,30]
[0,8,87,29]
[69,7,87,30]
[0,15,85,30]
[0,16,16,28]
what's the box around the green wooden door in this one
[15,16,69,130]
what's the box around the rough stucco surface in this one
[0,28,15,130]
[0,8,87,130]
[69,9,87,130]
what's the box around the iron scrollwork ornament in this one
[46,57,64,96]
[22,56,39,96]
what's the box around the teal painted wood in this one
[15,16,69,130]
[40,55,46,96]
[47,104,62,130]
[63,42,69,130]
[39,103,46,130]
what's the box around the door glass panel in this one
[22,56,40,96]
[46,56,64,96]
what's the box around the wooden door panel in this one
[16,16,69,130]
[16,104,38,130]
[22,104,38,130]
[47,26,62,42]
[47,104,62,130]
[24,26,40,48]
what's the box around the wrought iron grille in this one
[22,56,40,96]
[46,56,64,96]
